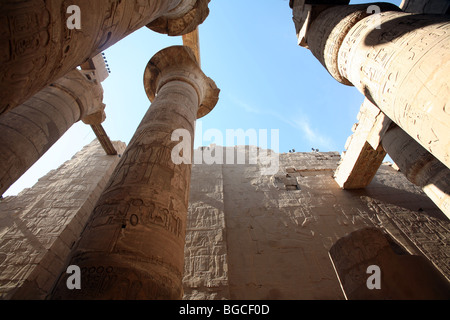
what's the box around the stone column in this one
[329,228,450,299]
[50,46,219,300]
[291,1,450,169]
[382,125,450,219]
[0,69,104,196]
[0,0,211,115]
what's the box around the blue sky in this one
[4,0,402,196]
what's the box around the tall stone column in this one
[0,0,211,115]
[291,1,450,169]
[382,124,450,219]
[0,69,105,196]
[50,46,219,300]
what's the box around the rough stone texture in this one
[359,195,450,282]
[89,124,118,156]
[183,147,450,299]
[0,69,105,196]
[1,144,448,300]
[182,28,201,67]
[401,0,450,14]
[0,139,126,300]
[306,3,401,85]
[0,0,210,115]
[295,4,450,169]
[147,0,211,36]
[337,11,450,168]
[329,227,450,299]
[334,99,389,189]
[50,46,219,300]
[183,162,229,300]
[382,125,450,219]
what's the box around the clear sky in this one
[4,0,402,196]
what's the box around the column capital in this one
[81,104,106,125]
[144,45,219,119]
[147,0,211,36]
[52,70,105,122]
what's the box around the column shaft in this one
[338,11,450,168]
[0,0,211,115]
[50,46,219,300]
[0,70,103,196]
[382,125,450,218]
[303,4,450,168]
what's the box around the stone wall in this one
[0,143,448,299]
[183,146,450,299]
[184,162,229,300]
[0,139,125,299]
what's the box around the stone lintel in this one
[144,45,219,119]
[90,124,118,156]
[182,28,201,67]
[334,99,390,189]
[0,0,184,115]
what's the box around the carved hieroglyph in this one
[0,69,105,196]
[0,140,126,300]
[382,125,450,219]
[337,11,450,169]
[50,46,219,300]
[329,228,450,299]
[0,0,211,116]
[294,3,450,169]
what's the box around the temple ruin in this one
[0,0,449,300]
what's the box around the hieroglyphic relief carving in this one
[1,0,212,115]
[293,3,450,168]
[338,12,450,168]
[360,196,450,280]
[0,1,53,114]
[50,46,219,300]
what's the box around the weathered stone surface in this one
[183,147,450,300]
[334,99,389,189]
[0,140,125,299]
[306,3,400,85]
[0,0,211,115]
[359,196,450,281]
[382,124,450,219]
[329,227,450,299]
[50,46,219,300]
[184,162,229,300]
[401,0,450,14]
[294,3,450,169]
[89,124,118,156]
[337,11,450,168]
[0,69,105,196]
[182,28,201,67]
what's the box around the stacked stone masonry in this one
[0,0,449,301]
[0,140,126,299]
[182,146,450,299]
[0,145,449,299]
